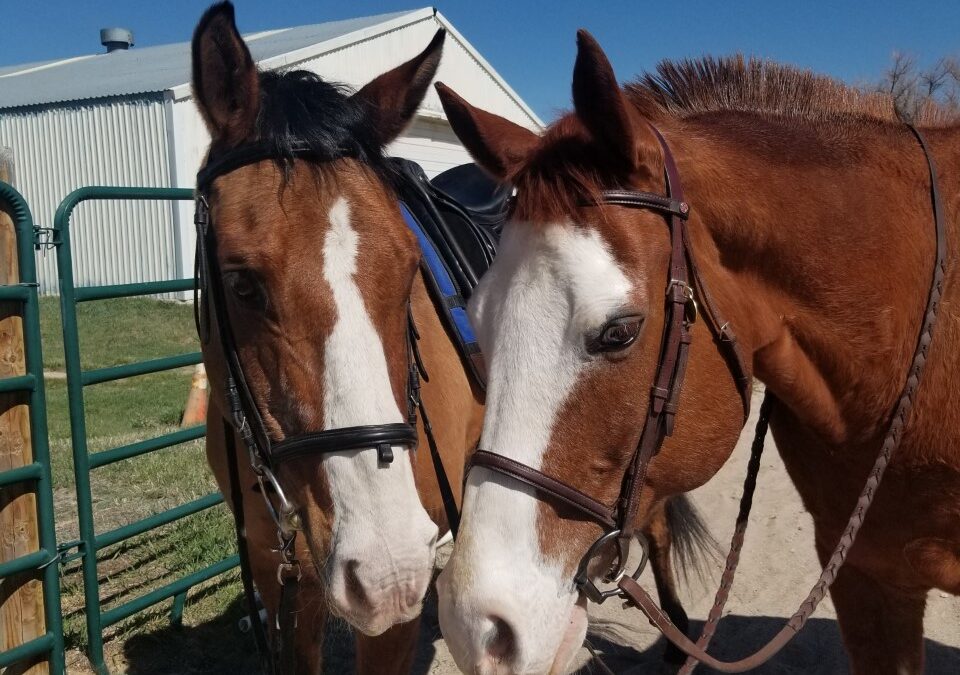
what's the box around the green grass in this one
[39,296,200,371]
[37,296,250,672]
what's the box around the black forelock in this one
[251,69,394,181]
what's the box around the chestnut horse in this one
[191,4,481,674]
[434,32,960,675]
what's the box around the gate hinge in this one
[33,227,61,251]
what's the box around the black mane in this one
[252,69,393,180]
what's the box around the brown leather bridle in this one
[470,124,752,600]
[467,123,947,672]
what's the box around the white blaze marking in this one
[442,221,635,671]
[320,197,430,545]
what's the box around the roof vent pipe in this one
[100,28,134,53]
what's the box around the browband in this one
[589,190,690,218]
[196,141,356,192]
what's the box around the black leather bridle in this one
[194,142,458,674]
[195,141,425,522]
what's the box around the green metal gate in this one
[53,187,238,674]
[0,181,66,674]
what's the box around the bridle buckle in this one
[668,279,698,325]
[574,530,650,604]
[277,560,302,585]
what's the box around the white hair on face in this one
[440,220,638,673]
[320,197,438,632]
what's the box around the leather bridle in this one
[195,141,426,531]
[470,125,753,601]
[194,142,459,674]
[467,123,947,672]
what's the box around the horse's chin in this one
[331,603,423,637]
[548,594,589,675]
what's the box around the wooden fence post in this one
[0,148,49,674]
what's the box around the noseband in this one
[194,142,448,673]
[470,125,753,600]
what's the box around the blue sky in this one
[1,1,956,121]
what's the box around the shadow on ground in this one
[119,599,960,674]
[122,595,258,674]
[120,586,442,674]
[581,614,960,674]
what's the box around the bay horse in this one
[434,31,960,675]
[191,4,480,673]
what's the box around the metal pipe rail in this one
[54,186,236,674]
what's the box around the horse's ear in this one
[191,1,260,144]
[435,82,538,180]
[572,29,652,170]
[353,29,446,146]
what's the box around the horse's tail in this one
[665,493,720,584]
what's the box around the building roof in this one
[0,7,541,127]
[0,10,418,108]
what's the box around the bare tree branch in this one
[875,51,960,121]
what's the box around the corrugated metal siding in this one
[0,96,175,294]
[0,15,535,296]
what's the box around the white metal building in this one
[0,8,542,293]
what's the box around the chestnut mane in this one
[511,55,958,222]
[628,55,959,127]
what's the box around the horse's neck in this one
[679,122,959,449]
[409,269,482,497]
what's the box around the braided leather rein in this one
[621,124,948,672]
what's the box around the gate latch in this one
[55,539,85,565]
[33,227,61,251]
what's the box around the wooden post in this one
[0,149,49,674]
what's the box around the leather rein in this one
[193,142,460,674]
[468,123,947,672]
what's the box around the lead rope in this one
[618,123,947,672]
[584,640,618,675]
[675,394,774,675]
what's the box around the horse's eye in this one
[224,270,264,307]
[589,315,644,353]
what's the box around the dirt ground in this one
[419,390,960,674]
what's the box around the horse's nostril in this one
[484,615,517,664]
[343,559,373,611]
